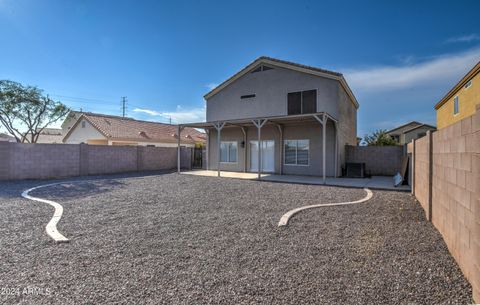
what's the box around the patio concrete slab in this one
[181,170,411,191]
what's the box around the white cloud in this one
[344,47,480,92]
[206,83,218,91]
[445,34,480,44]
[133,105,206,124]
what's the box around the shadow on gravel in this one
[31,180,128,200]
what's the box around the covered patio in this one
[177,112,339,184]
[180,170,411,191]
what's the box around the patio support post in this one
[177,125,184,173]
[334,121,338,178]
[275,123,283,175]
[241,127,247,172]
[252,119,267,180]
[313,114,327,184]
[213,122,225,177]
[205,129,209,170]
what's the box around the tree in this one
[0,80,69,143]
[363,129,398,146]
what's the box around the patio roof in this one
[179,112,338,129]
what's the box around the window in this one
[465,80,472,89]
[454,96,459,115]
[220,141,237,163]
[284,140,309,165]
[81,121,86,128]
[241,94,256,99]
[287,90,317,115]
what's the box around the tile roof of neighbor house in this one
[435,61,480,110]
[64,112,206,144]
[204,56,359,108]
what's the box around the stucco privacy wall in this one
[345,145,404,176]
[410,108,480,302]
[0,142,191,181]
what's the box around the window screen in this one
[287,90,317,115]
[287,92,302,115]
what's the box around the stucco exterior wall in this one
[436,72,480,129]
[206,66,343,121]
[207,121,336,176]
[403,126,434,144]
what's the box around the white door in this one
[250,140,275,172]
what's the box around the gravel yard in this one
[0,172,472,304]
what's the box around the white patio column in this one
[275,123,283,175]
[334,121,338,178]
[241,127,247,172]
[313,114,327,184]
[213,122,225,177]
[177,125,184,173]
[252,119,267,180]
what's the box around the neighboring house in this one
[181,56,359,179]
[62,112,205,147]
[0,133,16,142]
[435,61,480,129]
[31,128,64,144]
[386,121,436,145]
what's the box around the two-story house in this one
[435,61,480,129]
[179,57,359,182]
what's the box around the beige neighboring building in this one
[62,112,205,147]
[386,121,436,145]
[34,128,64,143]
[0,133,16,142]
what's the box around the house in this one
[435,61,480,129]
[62,112,205,147]
[31,128,64,144]
[179,56,359,181]
[386,121,436,144]
[0,133,16,142]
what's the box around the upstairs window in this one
[454,96,459,115]
[287,90,317,115]
[464,80,472,89]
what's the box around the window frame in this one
[453,96,460,115]
[287,89,317,115]
[220,141,238,163]
[284,139,310,166]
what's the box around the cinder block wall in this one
[345,145,404,176]
[0,143,192,181]
[411,109,480,302]
[413,135,431,218]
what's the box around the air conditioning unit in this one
[345,162,365,178]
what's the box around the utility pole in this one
[121,97,127,117]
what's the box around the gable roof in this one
[204,56,359,109]
[386,121,422,134]
[402,123,436,134]
[63,112,206,144]
[435,61,480,110]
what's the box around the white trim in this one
[283,139,310,166]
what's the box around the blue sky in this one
[0,0,479,137]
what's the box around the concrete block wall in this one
[0,143,192,181]
[345,145,404,176]
[411,109,480,302]
[413,134,431,219]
